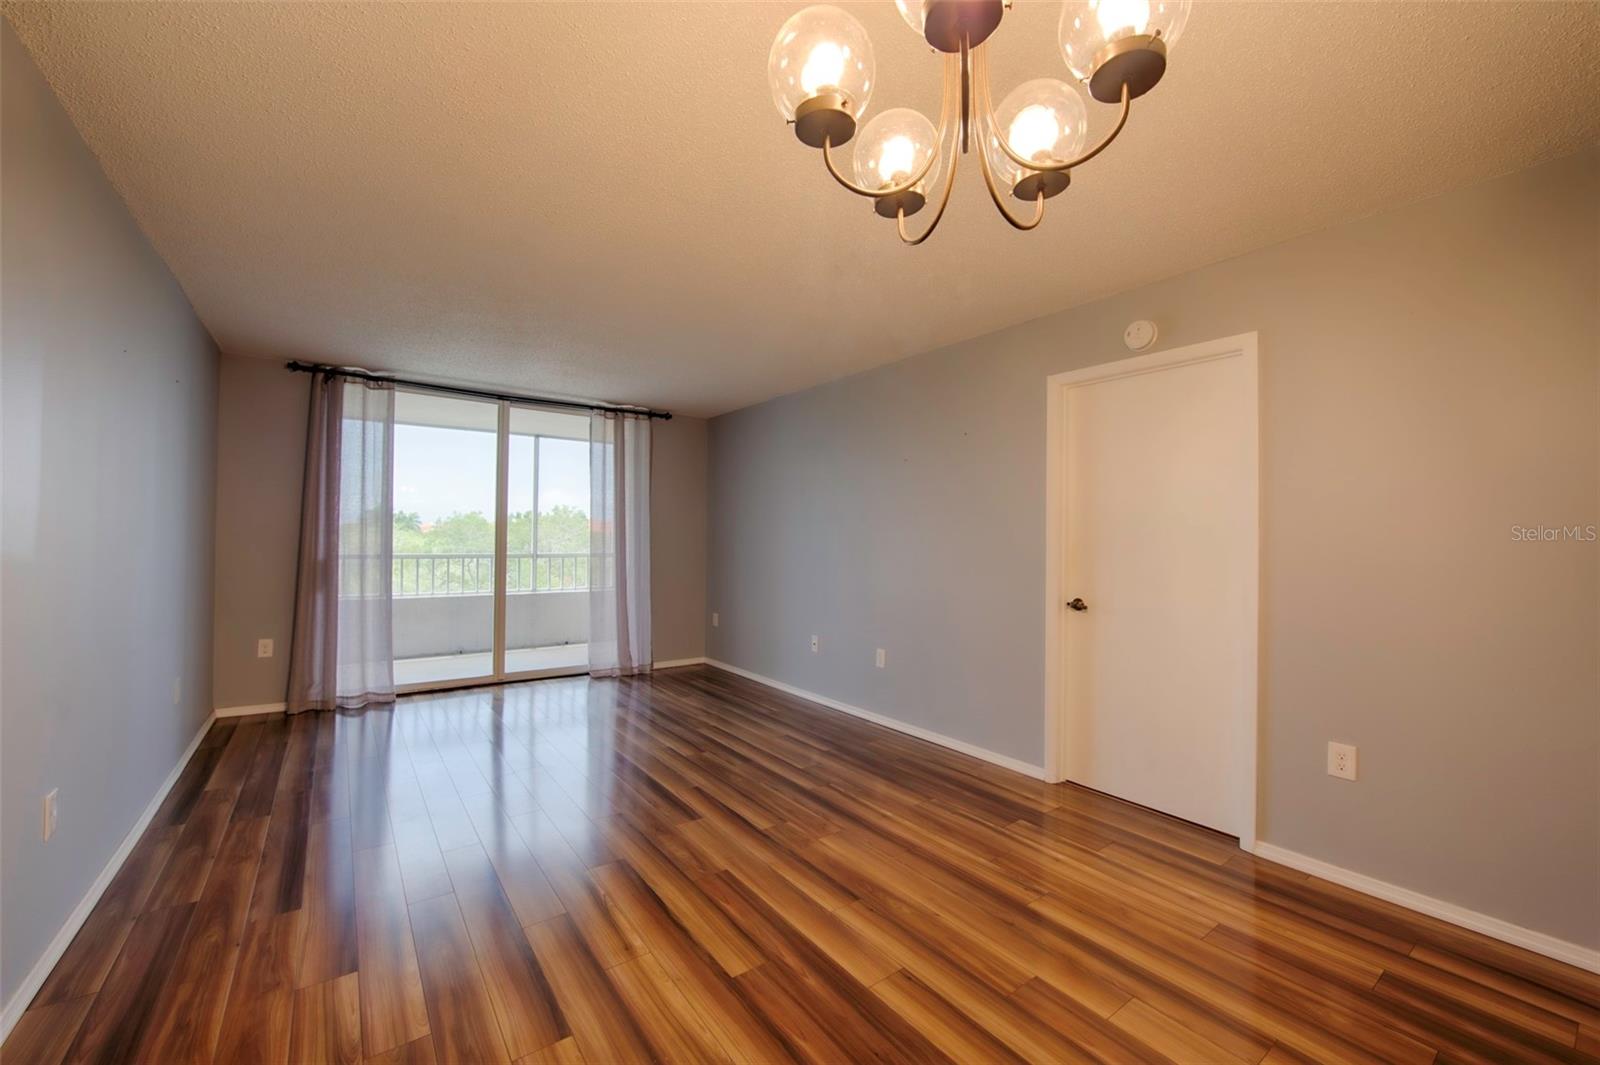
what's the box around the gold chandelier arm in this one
[973,91,1048,231]
[822,53,956,199]
[978,46,1131,175]
[896,124,961,245]
[896,143,953,243]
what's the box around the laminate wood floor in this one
[7,665,1598,1064]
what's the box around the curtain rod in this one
[285,361,672,420]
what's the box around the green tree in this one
[538,504,591,554]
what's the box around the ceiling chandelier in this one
[767,0,1190,244]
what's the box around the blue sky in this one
[394,427,589,522]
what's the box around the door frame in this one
[1042,331,1260,847]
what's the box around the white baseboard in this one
[1249,841,1600,975]
[0,712,218,1041]
[215,701,286,718]
[652,656,708,670]
[703,658,1046,780]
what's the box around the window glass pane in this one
[504,406,590,674]
[391,390,499,686]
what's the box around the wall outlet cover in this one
[810,635,819,653]
[43,789,58,841]
[875,648,886,668]
[1327,741,1358,781]
[711,612,719,628]
[257,638,275,658]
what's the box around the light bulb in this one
[768,5,876,122]
[987,79,1086,190]
[1096,0,1151,37]
[800,41,847,95]
[876,135,918,183]
[852,108,939,192]
[1059,0,1190,83]
[1008,105,1061,163]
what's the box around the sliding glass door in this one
[389,390,591,691]
[390,391,501,687]
[505,406,591,677]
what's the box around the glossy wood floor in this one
[7,666,1599,1065]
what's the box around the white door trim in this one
[1043,331,1260,847]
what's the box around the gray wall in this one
[212,351,709,706]
[1,17,219,1007]
[212,352,306,708]
[707,150,1600,949]
[651,414,709,663]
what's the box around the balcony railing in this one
[392,552,599,597]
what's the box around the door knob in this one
[1066,597,1088,612]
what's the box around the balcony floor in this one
[394,643,587,687]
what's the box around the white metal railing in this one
[390,552,601,597]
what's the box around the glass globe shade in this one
[768,5,876,122]
[894,0,926,35]
[987,78,1087,188]
[1058,0,1190,82]
[852,108,939,192]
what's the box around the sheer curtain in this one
[589,411,652,676]
[286,373,396,712]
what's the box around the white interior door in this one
[1055,338,1258,838]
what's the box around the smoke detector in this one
[1123,320,1159,351]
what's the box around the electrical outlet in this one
[810,634,819,654]
[172,677,182,707]
[875,648,886,668]
[257,638,275,659]
[1327,741,1358,781]
[43,789,58,841]
[711,612,719,628]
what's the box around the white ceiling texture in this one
[7,1,1598,416]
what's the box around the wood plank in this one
[144,787,237,910]
[514,1036,584,1065]
[3,996,95,1065]
[364,1036,438,1065]
[231,908,308,1005]
[62,903,195,1065]
[408,893,510,1065]
[352,844,431,1056]
[388,814,453,905]
[586,860,799,1065]
[1109,995,1255,1065]
[524,913,653,1065]
[249,786,312,922]
[441,843,568,1059]
[606,952,734,1064]
[459,796,565,926]
[291,972,364,1065]
[214,986,293,1065]
[510,811,645,969]
[299,816,359,988]
[34,823,180,1004]
[136,814,270,1062]
[872,969,1027,1065]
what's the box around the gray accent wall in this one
[707,150,1600,949]
[211,352,307,709]
[651,415,709,663]
[2,18,220,1007]
[211,351,710,707]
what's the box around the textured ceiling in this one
[7,1,1598,417]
